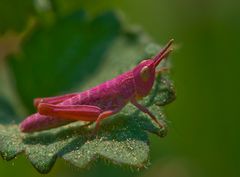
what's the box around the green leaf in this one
[7,11,121,112]
[0,0,35,33]
[0,97,18,124]
[1,11,175,173]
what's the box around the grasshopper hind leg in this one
[38,103,102,121]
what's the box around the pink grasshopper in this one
[20,39,174,133]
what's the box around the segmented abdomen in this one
[20,113,73,132]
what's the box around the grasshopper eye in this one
[140,66,150,82]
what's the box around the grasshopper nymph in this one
[20,39,174,133]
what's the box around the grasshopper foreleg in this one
[130,98,164,129]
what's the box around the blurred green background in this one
[0,0,239,177]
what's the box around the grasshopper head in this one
[133,39,174,99]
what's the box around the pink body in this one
[20,39,174,133]
[21,72,135,132]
